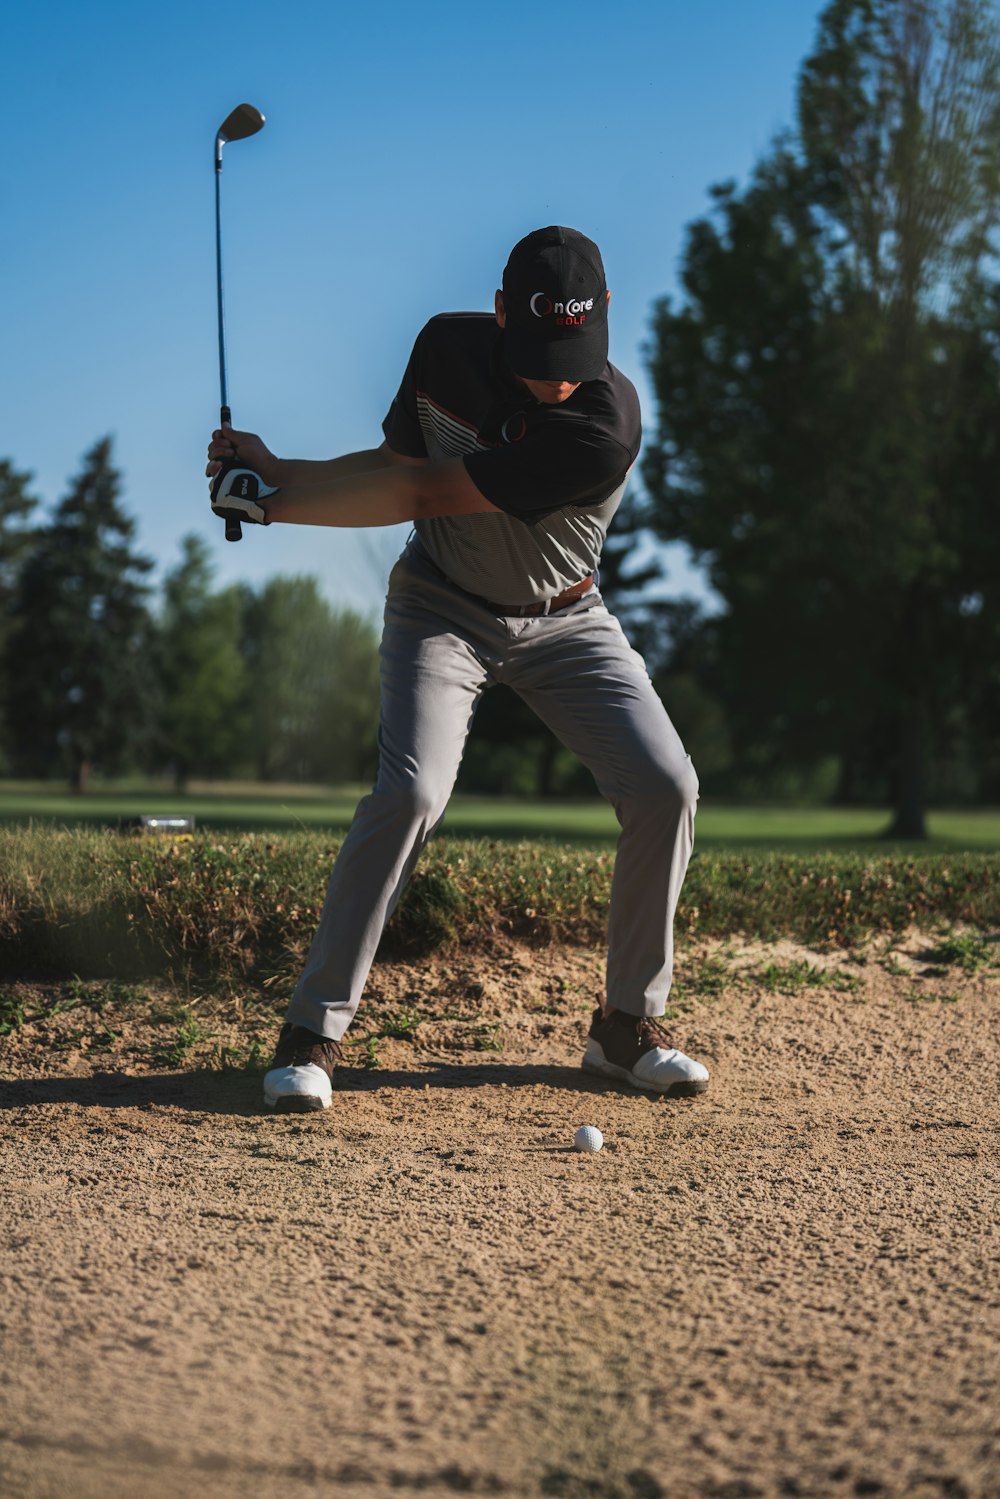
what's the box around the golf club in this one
[214,102,266,543]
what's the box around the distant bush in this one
[0,827,996,982]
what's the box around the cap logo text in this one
[529,291,594,326]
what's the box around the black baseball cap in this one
[501,226,609,383]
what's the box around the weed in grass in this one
[927,933,994,973]
[472,1022,504,1052]
[65,976,96,1010]
[685,955,732,1000]
[759,960,830,994]
[881,956,909,977]
[360,1035,381,1070]
[214,1036,268,1072]
[246,1035,268,1067]
[377,1008,420,1041]
[0,996,26,1034]
[158,1009,205,1068]
[92,1021,122,1051]
[62,978,149,1015]
[829,970,865,993]
[46,991,85,1018]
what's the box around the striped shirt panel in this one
[415,392,491,459]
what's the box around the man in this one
[207,226,708,1112]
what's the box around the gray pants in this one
[286,545,699,1041]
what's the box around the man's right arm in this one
[206,432,427,485]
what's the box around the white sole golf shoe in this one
[263,1062,332,1111]
[582,1007,710,1097]
[262,1024,341,1112]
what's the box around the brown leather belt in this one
[485,574,595,618]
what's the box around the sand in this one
[1,931,997,1498]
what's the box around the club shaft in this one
[215,161,241,540]
[215,165,229,414]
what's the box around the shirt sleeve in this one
[463,419,631,519]
[381,327,428,458]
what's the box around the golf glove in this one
[209,463,276,525]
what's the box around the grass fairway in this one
[0,779,997,850]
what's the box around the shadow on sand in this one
[0,1060,640,1116]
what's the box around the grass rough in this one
[0,827,997,983]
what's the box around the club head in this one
[215,103,265,166]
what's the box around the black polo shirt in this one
[382,312,641,603]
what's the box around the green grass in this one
[925,931,997,973]
[758,960,865,994]
[759,959,830,993]
[0,778,998,850]
[155,1007,206,1068]
[1,824,997,984]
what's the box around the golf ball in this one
[574,1125,604,1153]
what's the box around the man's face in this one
[515,376,580,405]
[494,289,599,403]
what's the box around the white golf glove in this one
[209,464,277,525]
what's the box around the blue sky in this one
[1,0,828,614]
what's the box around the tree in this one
[312,604,382,784]
[0,460,40,767]
[243,577,380,784]
[5,438,156,790]
[157,535,249,789]
[643,0,1000,836]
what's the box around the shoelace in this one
[288,1033,342,1069]
[634,1016,674,1051]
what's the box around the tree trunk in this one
[73,758,92,795]
[832,751,859,807]
[882,702,928,840]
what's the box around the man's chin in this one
[525,382,580,404]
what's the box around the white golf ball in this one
[574,1125,604,1153]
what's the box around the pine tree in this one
[6,438,156,790]
[0,460,40,768]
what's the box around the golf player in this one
[207,226,709,1111]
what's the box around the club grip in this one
[217,412,242,541]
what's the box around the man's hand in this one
[209,464,278,525]
[206,426,280,484]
